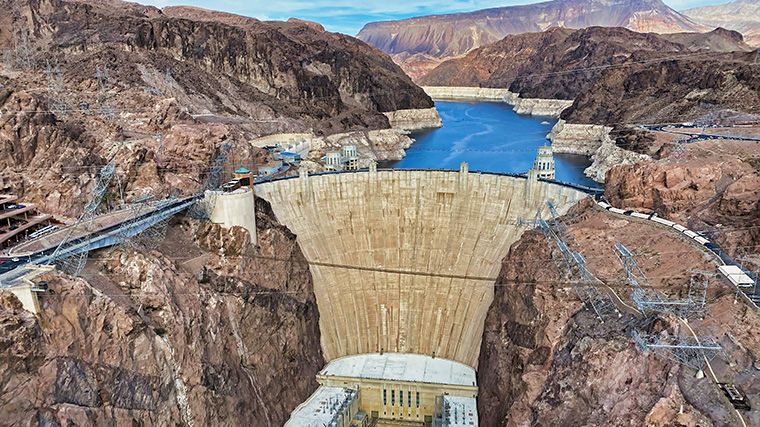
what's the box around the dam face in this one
[255,169,586,367]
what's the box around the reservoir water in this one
[385,101,601,188]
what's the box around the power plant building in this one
[286,353,478,426]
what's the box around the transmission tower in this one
[546,201,569,240]
[95,66,116,120]
[44,60,68,116]
[47,162,116,275]
[14,27,34,69]
[615,242,708,318]
[632,330,721,371]
[530,202,620,322]
[115,192,174,251]
[188,143,232,220]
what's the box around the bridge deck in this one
[0,204,37,222]
[6,205,153,256]
[0,214,52,246]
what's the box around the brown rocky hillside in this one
[420,27,760,126]
[0,0,432,216]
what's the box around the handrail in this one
[254,168,604,195]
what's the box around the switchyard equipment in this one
[632,330,722,371]
[532,202,619,322]
[615,242,709,319]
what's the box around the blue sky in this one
[140,0,728,35]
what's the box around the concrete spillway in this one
[255,169,586,367]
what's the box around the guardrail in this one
[254,167,604,196]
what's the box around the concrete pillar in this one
[525,169,539,202]
[207,188,257,245]
[7,282,41,314]
[458,162,469,192]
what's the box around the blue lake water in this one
[384,101,600,188]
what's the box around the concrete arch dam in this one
[255,169,587,368]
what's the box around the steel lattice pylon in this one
[114,193,174,252]
[632,330,721,371]
[48,162,116,276]
[188,143,232,220]
[95,66,116,120]
[615,242,709,318]
[45,60,68,116]
[530,201,620,322]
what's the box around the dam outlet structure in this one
[255,166,587,368]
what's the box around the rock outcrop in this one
[0,198,324,426]
[478,200,755,426]
[561,50,760,125]
[307,129,416,165]
[585,136,651,183]
[382,107,442,131]
[605,154,760,260]
[548,120,612,156]
[0,0,435,216]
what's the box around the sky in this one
[140,0,730,35]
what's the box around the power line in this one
[78,252,719,287]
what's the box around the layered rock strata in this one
[422,87,573,118]
[383,107,443,131]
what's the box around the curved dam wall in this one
[255,169,587,367]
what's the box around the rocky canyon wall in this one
[255,170,587,367]
[0,199,323,426]
[549,120,649,182]
[478,199,754,426]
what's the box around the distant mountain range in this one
[683,0,760,46]
[356,0,709,77]
[418,26,759,127]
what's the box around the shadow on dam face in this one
[255,170,586,368]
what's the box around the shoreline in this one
[421,86,574,118]
[421,86,649,183]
